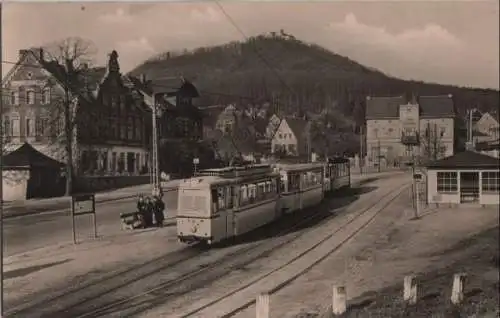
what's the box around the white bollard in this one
[332,285,347,316]
[403,275,418,305]
[451,273,467,305]
[256,292,270,318]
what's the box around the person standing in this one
[153,195,165,227]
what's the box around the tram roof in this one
[179,171,279,188]
[273,162,325,172]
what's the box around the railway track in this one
[68,177,408,318]
[6,174,402,318]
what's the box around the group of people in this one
[135,194,166,228]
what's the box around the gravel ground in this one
[230,196,498,318]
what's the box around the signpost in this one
[71,194,97,244]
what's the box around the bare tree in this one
[420,122,446,163]
[42,37,98,195]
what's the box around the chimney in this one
[140,73,147,84]
[39,47,44,62]
[19,49,28,60]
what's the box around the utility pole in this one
[411,151,420,219]
[377,139,381,173]
[151,92,164,197]
[359,125,364,174]
[0,3,4,314]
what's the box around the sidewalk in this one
[3,180,181,219]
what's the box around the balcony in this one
[401,132,420,145]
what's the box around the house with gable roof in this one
[2,48,151,177]
[271,116,311,157]
[365,94,456,165]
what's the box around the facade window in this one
[10,91,19,105]
[26,90,35,105]
[11,118,20,137]
[437,171,458,193]
[120,122,127,139]
[3,117,10,137]
[127,117,134,140]
[481,171,499,192]
[42,88,51,104]
[110,118,118,139]
[26,118,33,136]
[111,152,117,172]
[135,118,142,140]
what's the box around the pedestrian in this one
[153,195,165,227]
[143,196,154,227]
[135,194,147,228]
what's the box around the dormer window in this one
[26,90,35,105]
[27,72,33,79]
[42,88,51,104]
[10,91,19,105]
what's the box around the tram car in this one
[273,163,325,214]
[325,157,351,194]
[177,164,281,244]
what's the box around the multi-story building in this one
[2,48,150,176]
[128,74,202,177]
[365,95,455,165]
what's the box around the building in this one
[128,74,202,177]
[2,48,150,177]
[473,112,499,143]
[426,151,499,206]
[271,117,311,157]
[365,95,455,166]
[215,104,241,134]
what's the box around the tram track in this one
[5,174,400,318]
[182,184,409,318]
[67,177,409,318]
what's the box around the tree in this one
[420,122,446,163]
[42,37,98,195]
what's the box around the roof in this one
[366,95,455,119]
[283,117,309,138]
[475,140,500,151]
[426,150,500,169]
[2,142,64,169]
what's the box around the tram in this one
[177,159,351,245]
[177,164,280,244]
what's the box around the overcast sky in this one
[2,1,499,89]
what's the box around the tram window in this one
[257,182,265,199]
[226,186,233,209]
[211,188,218,212]
[218,187,226,210]
[240,185,248,204]
[265,181,271,193]
[248,184,257,203]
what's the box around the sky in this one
[2,1,499,90]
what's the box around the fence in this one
[254,273,485,318]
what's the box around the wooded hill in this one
[129,33,498,127]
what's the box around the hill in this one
[130,34,498,121]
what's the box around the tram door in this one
[225,185,235,238]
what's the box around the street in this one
[3,189,179,257]
[2,173,398,258]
